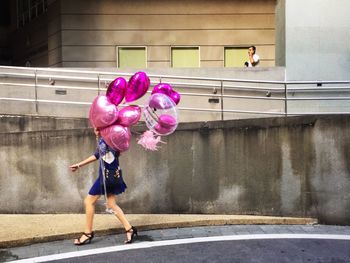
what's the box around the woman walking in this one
[70,128,137,245]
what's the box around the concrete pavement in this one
[0,214,317,248]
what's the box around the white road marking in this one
[11,234,350,263]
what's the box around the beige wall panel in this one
[148,61,171,68]
[48,32,62,51]
[201,46,224,61]
[48,47,62,66]
[55,0,276,68]
[148,46,170,61]
[61,0,276,15]
[256,45,275,59]
[62,61,116,67]
[62,30,274,46]
[48,17,62,36]
[62,46,115,61]
[61,14,275,30]
[201,61,224,68]
[259,60,275,67]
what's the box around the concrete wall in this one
[276,0,350,81]
[1,114,350,225]
[48,0,276,67]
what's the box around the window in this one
[171,47,199,68]
[17,0,47,27]
[117,47,147,68]
[224,47,247,67]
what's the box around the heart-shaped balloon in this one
[89,96,119,129]
[169,91,180,105]
[149,93,176,110]
[158,114,177,128]
[125,71,150,102]
[154,114,177,135]
[106,77,127,106]
[100,124,131,152]
[116,105,141,127]
[154,123,176,135]
[151,83,181,105]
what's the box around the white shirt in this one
[248,54,260,67]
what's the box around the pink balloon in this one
[151,83,181,105]
[100,124,131,152]
[169,91,181,105]
[125,72,150,102]
[143,93,178,136]
[149,93,175,109]
[106,77,127,106]
[117,105,141,127]
[158,114,177,128]
[152,83,172,95]
[154,123,175,135]
[89,96,119,129]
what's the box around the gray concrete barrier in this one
[1,115,349,225]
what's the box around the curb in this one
[0,215,318,248]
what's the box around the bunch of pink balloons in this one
[89,71,149,152]
[89,71,181,152]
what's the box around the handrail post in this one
[220,80,224,121]
[284,82,288,116]
[97,74,101,95]
[34,70,38,114]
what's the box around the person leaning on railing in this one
[244,46,260,67]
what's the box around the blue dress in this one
[88,138,127,196]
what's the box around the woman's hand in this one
[69,164,80,172]
[69,155,96,172]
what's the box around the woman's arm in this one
[250,54,259,66]
[69,155,97,172]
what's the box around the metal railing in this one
[1,66,350,121]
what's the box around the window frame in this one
[116,46,148,68]
[224,46,249,68]
[170,46,200,68]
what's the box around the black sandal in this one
[125,226,138,244]
[74,232,94,246]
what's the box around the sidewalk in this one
[0,214,317,248]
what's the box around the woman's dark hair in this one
[249,46,256,53]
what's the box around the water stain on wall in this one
[287,123,316,216]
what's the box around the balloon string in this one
[97,137,114,214]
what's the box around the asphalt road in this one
[49,238,350,263]
[2,225,350,263]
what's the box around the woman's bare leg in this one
[84,195,100,233]
[74,194,100,244]
[106,195,133,241]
